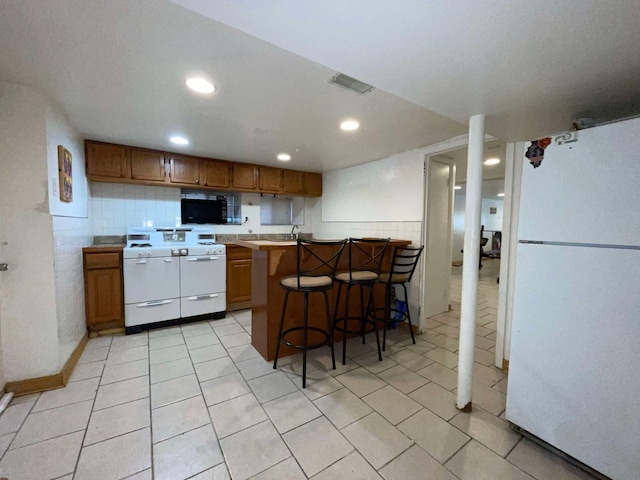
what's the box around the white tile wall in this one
[52,215,93,366]
[90,183,182,235]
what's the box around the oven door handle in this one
[187,294,219,301]
[136,260,148,264]
[186,256,219,262]
[136,300,173,307]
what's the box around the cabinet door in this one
[86,142,129,179]
[232,164,258,190]
[304,172,323,196]
[170,155,200,185]
[282,170,304,194]
[227,259,252,304]
[130,148,166,183]
[202,159,232,188]
[85,267,123,327]
[259,167,282,192]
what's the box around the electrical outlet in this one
[51,178,58,197]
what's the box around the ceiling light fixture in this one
[497,193,505,197]
[277,153,291,161]
[185,77,215,94]
[454,185,462,190]
[170,136,189,145]
[484,158,500,166]
[340,120,360,131]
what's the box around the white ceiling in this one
[2,1,640,175]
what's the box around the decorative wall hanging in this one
[58,145,73,202]
[525,137,551,168]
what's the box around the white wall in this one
[322,151,424,222]
[46,104,92,365]
[0,82,60,382]
[91,183,315,237]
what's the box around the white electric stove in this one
[123,227,226,334]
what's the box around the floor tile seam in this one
[29,392,98,415]
[83,424,150,449]
[71,352,111,479]
[150,367,197,386]
[371,439,417,473]
[1,396,43,458]
[101,371,149,387]
[282,419,356,478]
[105,355,150,368]
[244,456,298,480]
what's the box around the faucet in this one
[290,224,300,240]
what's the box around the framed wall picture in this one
[58,145,73,202]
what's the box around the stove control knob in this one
[146,252,152,257]
[180,249,188,256]
[137,252,144,258]
[172,249,180,256]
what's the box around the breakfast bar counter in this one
[235,238,411,361]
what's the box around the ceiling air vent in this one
[329,73,375,94]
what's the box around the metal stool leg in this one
[273,290,291,369]
[302,291,309,388]
[401,283,416,344]
[323,291,336,371]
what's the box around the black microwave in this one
[181,198,227,224]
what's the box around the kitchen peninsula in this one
[235,238,411,361]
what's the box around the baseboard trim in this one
[5,332,89,396]
[502,358,510,373]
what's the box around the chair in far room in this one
[273,238,347,388]
[375,245,424,351]
[332,237,390,365]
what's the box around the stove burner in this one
[129,243,152,248]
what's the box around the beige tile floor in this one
[0,259,597,479]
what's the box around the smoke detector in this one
[329,73,375,94]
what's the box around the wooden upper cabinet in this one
[86,142,129,179]
[282,170,304,194]
[202,159,232,188]
[85,140,317,196]
[130,148,166,183]
[258,167,282,192]
[232,164,258,190]
[169,155,200,185]
[304,172,322,196]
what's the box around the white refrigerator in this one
[506,117,640,480]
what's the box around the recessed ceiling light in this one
[484,158,500,166]
[170,136,189,145]
[277,153,291,161]
[454,185,462,190]
[497,193,505,197]
[340,120,360,131]
[185,77,215,94]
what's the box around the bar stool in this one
[273,238,347,388]
[332,237,390,365]
[376,245,424,351]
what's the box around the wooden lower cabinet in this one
[226,245,252,311]
[83,247,124,331]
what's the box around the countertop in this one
[234,239,297,250]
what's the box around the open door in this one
[421,156,456,320]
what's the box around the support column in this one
[456,114,485,411]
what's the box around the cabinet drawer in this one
[84,252,121,269]
[226,246,252,260]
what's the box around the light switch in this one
[51,178,58,196]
